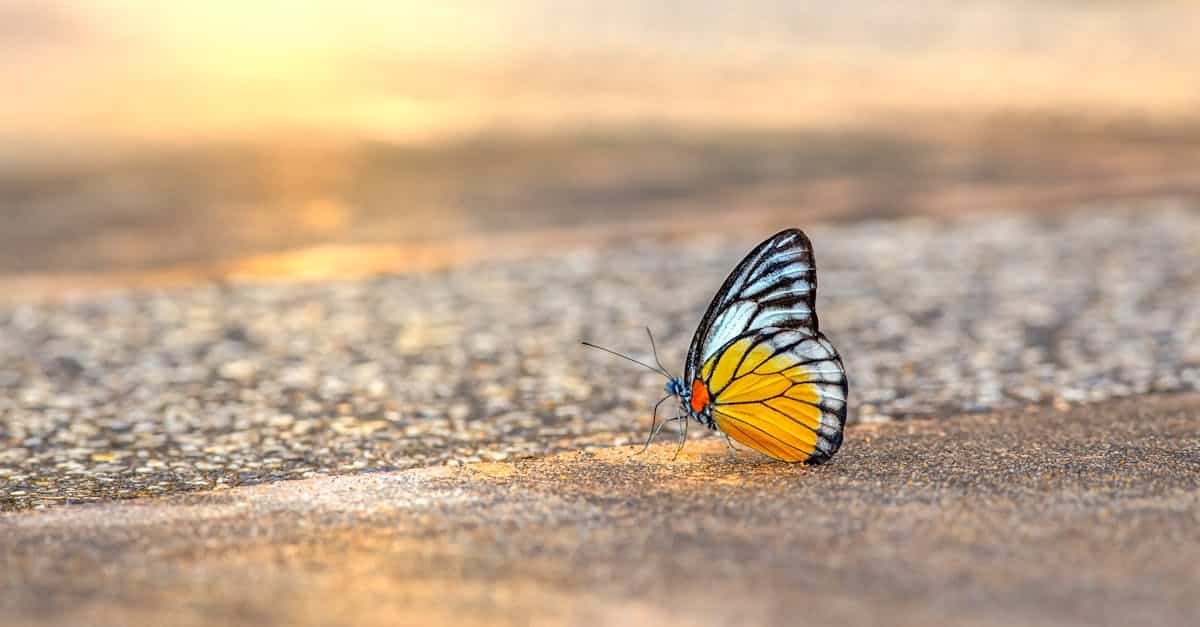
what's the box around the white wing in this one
[685,229,820,381]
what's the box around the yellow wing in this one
[701,329,847,463]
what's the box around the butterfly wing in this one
[699,328,847,462]
[684,229,821,381]
[686,229,848,463]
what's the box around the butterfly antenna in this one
[645,327,677,380]
[581,341,672,379]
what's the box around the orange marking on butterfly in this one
[690,378,710,413]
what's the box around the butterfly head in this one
[665,377,688,400]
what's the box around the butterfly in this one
[584,229,848,463]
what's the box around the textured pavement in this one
[3,205,1200,509]
[3,393,1199,627]
[7,6,1200,624]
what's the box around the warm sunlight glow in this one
[4,1,1200,157]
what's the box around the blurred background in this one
[4,0,1200,285]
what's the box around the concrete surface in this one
[3,393,1199,627]
[3,206,1199,509]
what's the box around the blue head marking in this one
[665,378,686,397]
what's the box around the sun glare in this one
[3,1,1200,155]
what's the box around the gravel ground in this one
[2,204,1199,509]
[4,394,1200,627]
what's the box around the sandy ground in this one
[2,185,1198,625]
[3,206,1198,509]
[3,393,1198,627]
[6,6,1200,622]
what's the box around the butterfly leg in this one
[637,415,683,454]
[672,414,690,460]
[643,415,681,449]
[722,433,738,460]
[634,395,674,456]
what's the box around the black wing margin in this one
[684,229,821,382]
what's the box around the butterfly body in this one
[665,377,715,429]
[667,229,848,464]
